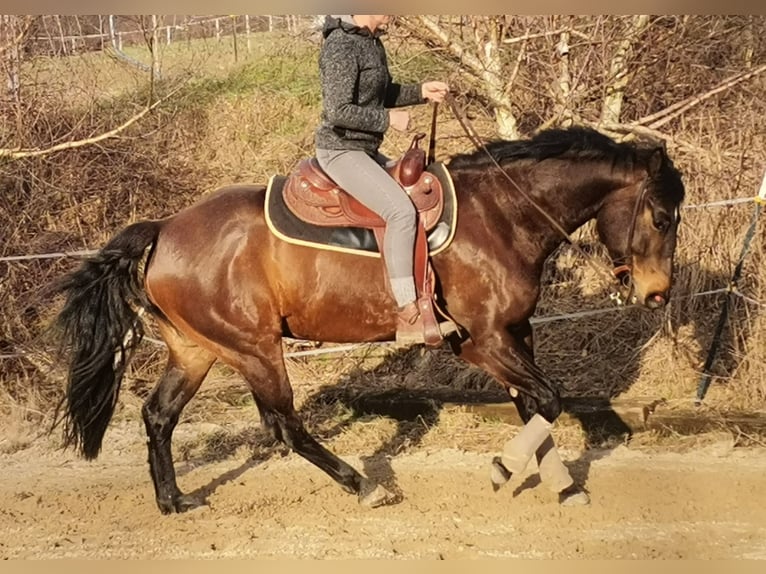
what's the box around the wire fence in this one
[0,282,760,362]
[1,188,762,365]
[1,193,761,264]
[26,15,319,57]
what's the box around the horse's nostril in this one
[645,292,667,308]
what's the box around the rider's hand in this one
[422,81,449,103]
[388,109,410,132]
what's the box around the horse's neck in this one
[512,162,633,256]
[453,161,634,259]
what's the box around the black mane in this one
[448,126,639,169]
[447,126,684,204]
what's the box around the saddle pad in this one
[264,162,457,258]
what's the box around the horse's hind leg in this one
[228,338,393,508]
[141,321,215,514]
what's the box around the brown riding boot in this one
[396,301,458,346]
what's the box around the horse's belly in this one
[284,310,396,344]
[274,246,397,343]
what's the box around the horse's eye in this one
[653,215,671,234]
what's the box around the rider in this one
[314,14,453,345]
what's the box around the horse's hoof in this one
[559,486,590,507]
[358,481,394,508]
[158,493,205,514]
[490,456,512,491]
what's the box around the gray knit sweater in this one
[314,15,425,154]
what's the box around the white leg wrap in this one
[500,413,553,475]
[536,435,574,493]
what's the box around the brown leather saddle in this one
[282,134,449,346]
[283,134,444,231]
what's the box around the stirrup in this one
[396,302,457,346]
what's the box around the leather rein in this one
[430,94,649,304]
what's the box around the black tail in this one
[52,220,161,460]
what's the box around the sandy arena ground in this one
[1,416,765,559]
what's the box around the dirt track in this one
[2,418,766,560]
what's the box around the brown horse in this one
[52,126,684,514]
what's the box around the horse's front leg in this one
[512,392,590,506]
[456,327,589,505]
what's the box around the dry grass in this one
[1,21,765,461]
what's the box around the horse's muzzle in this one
[613,264,670,309]
[644,291,668,309]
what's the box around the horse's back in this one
[158,183,266,254]
[180,183,266,222]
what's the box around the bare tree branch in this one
[0,86,183,160]
[405,16,486,77]
[637,62,766,130]
[502,25,591,45]
[598,121,715,158]
[504,36,526,101]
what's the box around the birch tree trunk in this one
[74,15,83,54]
[599,15,651,125]
[1,15,21,100]
[151,15,161,79]
[245,15,251,53]
[53,15,64,55]
[1,16,36,104]
[554,28,574,127]
[232,16,238,62]
[742,15,754,69]
[405,15,521,139]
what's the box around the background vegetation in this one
[1,15,764,454]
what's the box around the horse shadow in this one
[182,258,755,504]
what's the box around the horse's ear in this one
[647,146,664,177]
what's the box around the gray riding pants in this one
[316,148,417,307]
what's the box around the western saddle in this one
[282,134,453,346]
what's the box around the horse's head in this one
[596,145,685,309]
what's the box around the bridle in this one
[609,178,651,306]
